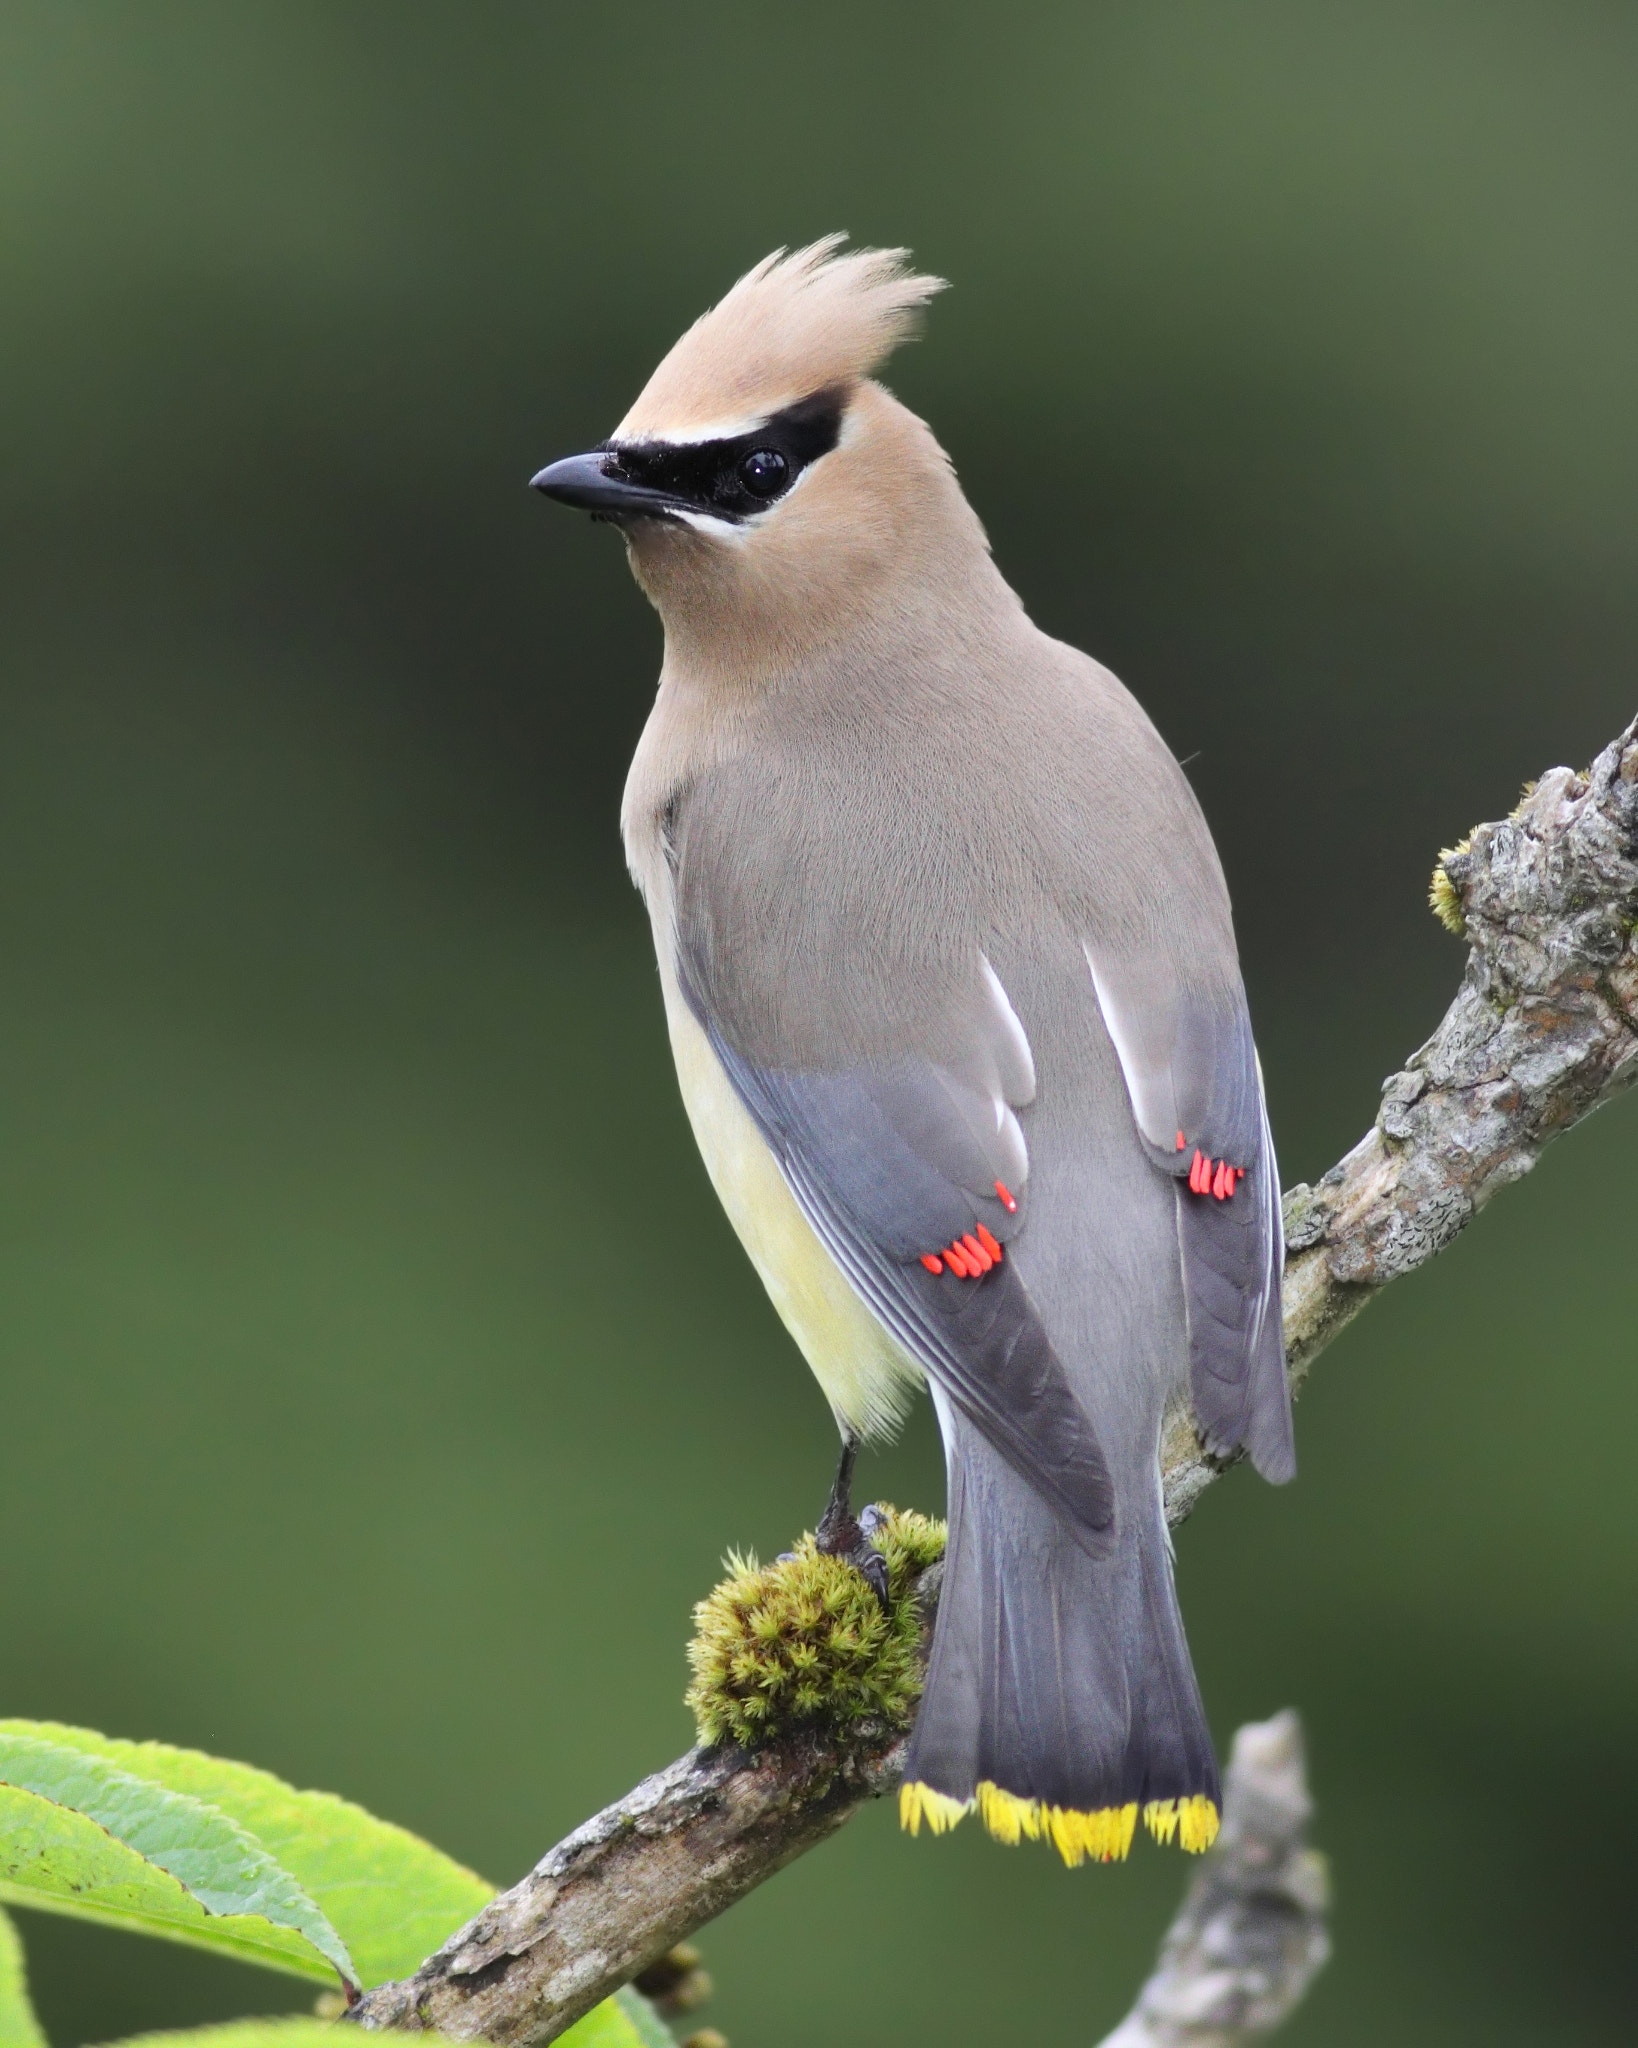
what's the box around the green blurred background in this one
[1,4,1634,2043]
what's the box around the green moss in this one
[685,1507,946,1750]
[1429,833,1472,937]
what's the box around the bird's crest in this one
[617,236,946,443]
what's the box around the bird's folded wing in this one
[1085,944,1293,1482]
[676,949,1116,1543]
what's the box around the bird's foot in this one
[812,1441,891,1606]
[813,1507,891,1605]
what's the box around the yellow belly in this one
[662,975,923,1440]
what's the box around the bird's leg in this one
[813,1434,890,1605]
[813,1435,861,1553]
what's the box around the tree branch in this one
[1163,711,1638,1519]
[350,1564,943,2046]
[1095,1712,1329,2048]
[350,714,1638,2046]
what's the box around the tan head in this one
[531,239,1005,677]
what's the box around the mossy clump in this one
[685,1506,946,1750]
[1429,833,1473,937]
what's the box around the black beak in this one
[529,450,690,523]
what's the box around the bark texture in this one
[349,1570,940,2045]
[350,715,1638,2047]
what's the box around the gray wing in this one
[1087,945,1294,1482]
[673,946,1117,1546]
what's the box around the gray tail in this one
[902,1403,1221,1863]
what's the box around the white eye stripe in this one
[666,507,750,541]
[622,411,777,449]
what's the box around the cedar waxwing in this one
[531,239,1292,1865]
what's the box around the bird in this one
[530,238,1293,1867]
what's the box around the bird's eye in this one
[738,448,789,499]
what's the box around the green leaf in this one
[0,1782,336,1983]
[92,2025,378,2048]
[83,2004,669,2048]
[0,1736,354,1990]
[0,1725,677,2044]
[89,2013,675,2048]
[0,1722,491,1991]
[600,1987,678,2048]
[0,1908,47,2048]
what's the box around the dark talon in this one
[813,1436,891,1607]
[854,1543,891,1606]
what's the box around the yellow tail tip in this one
[902,1781,1218,1861]
[898,1780,972,1836]
[1044,1799,1138,1865]
[976,1780,1042,1845]
[1143,1794,1220,1853]
[961,1781,1138,1864]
